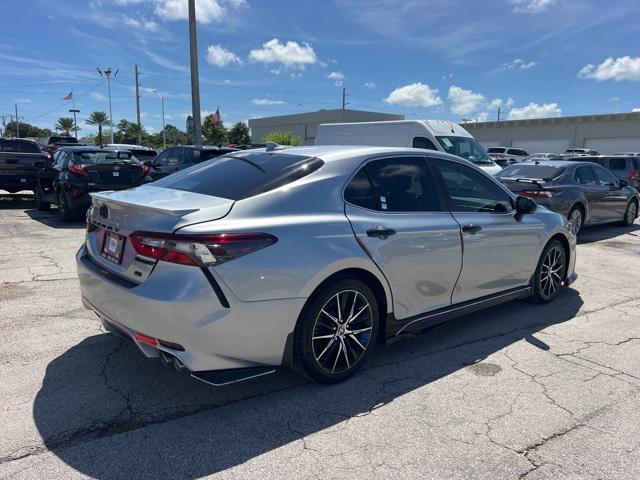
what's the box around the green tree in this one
[228,121,251,145]
[262,130,302,146]
[55,117,75,136]
[186,115,194,144]
[85,111,111,145]
[162,124,188,146]
[3,121,52,138]
[202,117,228,146]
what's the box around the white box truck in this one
[315,119,502,175]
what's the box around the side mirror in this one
[619,179,629,188]
[33,160,45,169]
[515,195,537,215]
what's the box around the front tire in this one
[531,240,566,304]
[621,200,638,226]
[294,278,379,384]
[34,185,51,211]
[567,205,583,235]
[57,189,76,222]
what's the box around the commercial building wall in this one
[465,112,640,154]
[248,109,404,145]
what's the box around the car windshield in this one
[436,136,493,165]
[498,164,566,180]
[71,151,140,164]
[487,147,505,154]
[154,151,324,200]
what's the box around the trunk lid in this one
[84,162,143,186]
[86,185,234,283]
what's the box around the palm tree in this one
[55,117,75,136]
[85,111,111,145]
[127,123,147,144]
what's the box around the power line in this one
[22,80,105,123]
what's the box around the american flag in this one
[62,91,73,100]
[209,107,221,124]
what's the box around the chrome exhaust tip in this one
[173,357,187,372]
[160,351,173,367]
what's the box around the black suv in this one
[150,146,238,181]
[34,146,153,221]
[0,138,49,193]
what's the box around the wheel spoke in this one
[347,305,368,326]
[348,333,366,350]
[340,337,350,368]
[321,309,339,325]
[332,342,343,373]
[335,293,342,324]
[316,337,336,361]
[348,326,372,335]
[313,333,335,340]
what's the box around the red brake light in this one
[521,190,553,199]
[134,331,158,347]
[129,232,277,266]
[68,161,89,177]
[141,164,150,177]
[628,169,638,180]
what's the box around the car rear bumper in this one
[76,245,305,375]
[0,171,37,190]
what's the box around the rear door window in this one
[16,141,40,153]
[412,137,437,150]
[154,152,324,200]
[574,166,597,185]
[608,158,627,171]
[344,169,376,210]
[593,166,619,186]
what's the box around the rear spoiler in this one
[90,191,201,217]
[499,177,547,188]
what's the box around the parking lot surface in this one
[1,195,639,479]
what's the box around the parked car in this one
[315,120,502,175]
[34,146,153,221]
[566,155,640,190]
[526,153,562,161]
[563,148,599,156]
[0,138,50,193]
[486,147,530,166]
[105,144,158,163]
[149,145,239,180]
[42,136,79,156]
[612,152,640,156]
[77,145,576,386]
[497,161,639,235]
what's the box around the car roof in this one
[60,145,120,152]
[519,160,597,168]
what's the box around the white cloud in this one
[503,58,538,70]
[487,98,503,110]
[206,45,242,67]
[122,15,158,31]
[90,92,107,101]
[155,0,224,24]
[448,86,486,116]
[510,0,555,14]
[251,98,286,105]
[13,97,33,104]
[363,82,376,89]
[327,71,345,86]
[633,108,640,112]
[506,97,515,108]
[384,83,442,108]
[508,102,562,120]
[249,39,317,69]
[578,56,640,82]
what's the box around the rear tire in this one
[567,205,583,235]
[57,189,77,222]
[621,199,638,226]
[34,186,51,211]
[531,240,567,304]
[294,278,379,384]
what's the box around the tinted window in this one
[48,136,77,145]
[15,141,40,153]
[507,149,527,156]
[200,150,229,161]
[344,169,376,210]
[154,152,324,200]
[363,157,440,212]
[434,159,513,213]
[593,166,618,186]
[574,166,596,185]
[153,149,171,166]
[166,148,184,165]
[436,136,493,165]
[487,147,505,154]
[608,158,627,171]
[69,151,139,164]
[498,164,566,181]
[412,137,437,150]
[0,140,17,152]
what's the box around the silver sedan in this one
[76,145,576,385]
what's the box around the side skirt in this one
[385,286,532,343]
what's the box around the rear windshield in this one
[487,147,505,154]
[498,164,566,180]
[0,139,41,153]
[130,150,157,158]
[49,136,77,145]
[154,151,324,200]
[71,151,140,164]
[436,136,493,165]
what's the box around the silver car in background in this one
[77,145,576,385]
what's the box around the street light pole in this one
[97,66,118,143]
[152,89,166,150]
[188,0,202,145]
[69,109,80,140]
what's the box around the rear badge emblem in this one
[99,205,109,220]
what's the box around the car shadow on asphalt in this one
[577,223,640,244]
[32,287,583,478]
[24,209,86,229]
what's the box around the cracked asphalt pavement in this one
[1,195,639,479]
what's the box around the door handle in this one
[366,227,396,239]
[462,223,482,235]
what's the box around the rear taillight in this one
[521,190,553,199]
[68,161,89,177]
[628,169,638,180]
[86,215,97,233]
[141,165,150,177]
[129,232,277,267]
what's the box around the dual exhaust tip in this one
[160,351,187,372]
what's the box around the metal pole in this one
[161,95,166,149]
[14,104,19,138]
[497,107,501,122]
[135,65,141,145]
[107,72,114,143]
[69,109,80,140]
[188,0,202,145]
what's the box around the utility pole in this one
[497,107,501,122]
[342,88,349,110]
[188,0,202,145]
[97,66,118,143]
[135,65,142,145]
[152,89,166,150]
[69,109,80,140]
[14,104,20,138]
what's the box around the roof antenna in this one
[449,121,455,134]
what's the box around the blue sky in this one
[2,0,640,136]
